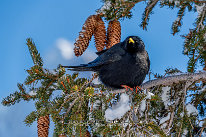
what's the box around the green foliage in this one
[190,82,206,116]
[26,38,43,66]
[99,0,206,73]
[141,0,159,30]
[2,39,100,136]
[1,83,35,106]
[165,67,182,74]
[24,111,38,126]
[1,37,206,136]
[98,0,139,20]
[183,28,206,72]
[2,0,206,136]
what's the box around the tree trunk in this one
[37,115,50,137]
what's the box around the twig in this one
[135,122,152,136]
[188,119,194,130]
[167,98,180,134]
[199,126,205,137]
[178,80,193,137]
[80,73,98,91]
[90,101,94,112]
[145,0,159,10]
[59,95,80,131]
[66,97,80,115]
[197,4,206,32]
[143,0,159,28]
[58,92,77,113]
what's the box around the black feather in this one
[66,36,150,89]
[96,49,108,56]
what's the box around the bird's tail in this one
[62,65,95,71]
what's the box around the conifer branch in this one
[141,0,159,30]
[98,0,145,20]
[166,98,180,133]
[196,4,206,32]
[172,5,187,35]
[80,73,98,91]
[3,1,206,136]
[26,38,43,66]
[146,0,159,11]
[65,97,80,115]
[58,92,77,113]
[199,126,206,136]
[142,71,206,89]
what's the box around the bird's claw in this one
[121,85,133,91]
[135,86,142,93]
[121,85,142,93]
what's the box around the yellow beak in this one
[129,38,135,44]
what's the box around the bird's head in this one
[124,36,145,53]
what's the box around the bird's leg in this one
[121,85,133,91]
[135,86,142,93]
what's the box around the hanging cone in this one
[74,15,98,56]
[37,115,50,137]
[106,20,121,49]
[94,15,106,52]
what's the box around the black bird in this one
[66,36,150,89]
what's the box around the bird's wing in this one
[89,42,125,66]
[95,49,108,55]
[68,42,125,71]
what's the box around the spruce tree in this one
[2,0,206,136]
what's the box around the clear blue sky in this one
[0,0,196,137]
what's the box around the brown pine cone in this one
[74,15,98,56]
[94,15,106,52]
[106,20,121,49]
[37,115,50,137]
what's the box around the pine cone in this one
[37,115,50,137]
[74,15,98,56]
[106,20,121,49]
[94,15,106,52]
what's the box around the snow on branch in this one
[142,71,206,89]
